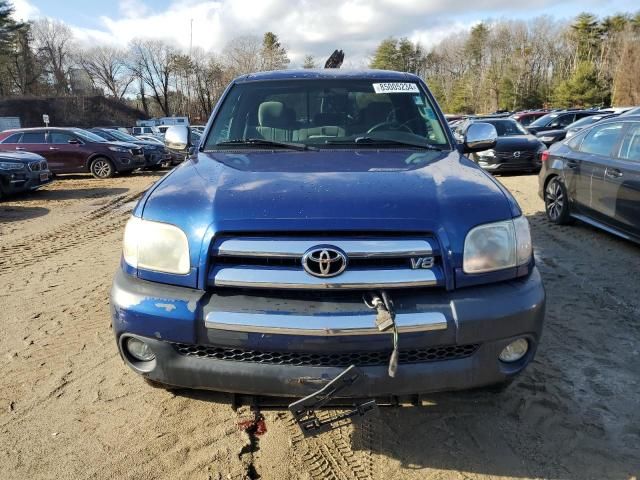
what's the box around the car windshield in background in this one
[529,113,558,127]
[204,79,450,150]
[72,129,108,143]
[567,115,609,129]
[108,129,140,142]
[482,119,528,136]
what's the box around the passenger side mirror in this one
[462,122,498,153]
[165,126,191,152]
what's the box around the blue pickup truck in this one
[111,70,544,405]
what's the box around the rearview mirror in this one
[463,122,498,153]
[165,126,191,152]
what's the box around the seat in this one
[255,101,294,141]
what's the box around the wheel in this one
[90,157,115,179]
[544,177,572,224]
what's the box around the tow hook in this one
[364,291,400,377]
[288,365,377,437]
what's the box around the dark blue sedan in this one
[539,115,640,243]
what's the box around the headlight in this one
[539,136,555,142]
[476,149,495,157]
[0,161,24,170]
[108,146,130,153]
[463,216,532,274]
[122,217,190,274]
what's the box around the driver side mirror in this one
[165,126,191,152]
[68,138,81,144]
[462,122,498,153]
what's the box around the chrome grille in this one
[209,236,442,290]
[173,343,478,367]
[28,161,41,171]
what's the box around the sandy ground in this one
[0,171,639,480]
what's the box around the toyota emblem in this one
[302,246,347,278]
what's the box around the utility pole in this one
[186,18,193,122]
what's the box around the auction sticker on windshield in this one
[373,83,420,94]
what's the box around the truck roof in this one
[237,69,419,83]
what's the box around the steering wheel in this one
[366,121,413,134]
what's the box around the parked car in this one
[537,113,619,146]
[136,135,165,146]
[539,115,640,242]
[510,111,548,127]
[0,128,145,178]
[455,117,546,173]
[132,125,162,137]
[566,114,618,136]
[526,110,599,135]
[111,69,544,407]
[0,151,52,199]
[620,106,640,117]
[90,128,172,169]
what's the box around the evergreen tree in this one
[302,54,316,69]
[260,32,289,71]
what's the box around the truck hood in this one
[139,149,520,262]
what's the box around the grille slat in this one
[174,343,478,367]
[210,235,442,290]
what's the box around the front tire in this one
[544,177,572,224]
[90,157,115,179]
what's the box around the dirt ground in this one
[0,171,638,480]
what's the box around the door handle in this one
[605,168,623,178]
[15,147,24,150]
[566,160,578,169]
[49,147,58,150]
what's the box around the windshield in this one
[204,79,450,150]
[568,115,609,129]
[529,113,558,127]
[108,129,140,142]
[72,129,108,143]
[481,119,528,136]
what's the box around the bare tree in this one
[31,18,74,95]
[77,46,134,99]
[223,35,261,76]
[129,39,177,116]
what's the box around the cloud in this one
[11,0,40,21]
[30,0,634,67]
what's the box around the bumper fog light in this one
[126,337,156,361]
[499,338,529,363]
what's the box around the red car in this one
[0,127,145,178]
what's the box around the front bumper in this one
[478,159,541,172]
[111,269,545,397]
[1,169,53,194]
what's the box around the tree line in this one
[371,12,640,113]
[0,0,638,119]
[0,1,291,121]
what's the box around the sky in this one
[10,0,637,67]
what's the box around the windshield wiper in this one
[215,138,316,151]
[325,136,444,150]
